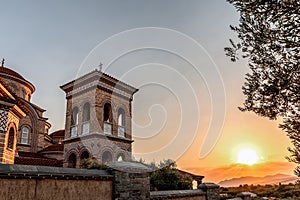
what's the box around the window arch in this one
[103,103,113,134]
[67,153,77,168]
[21,126,29,144]
[70,107,79,137]
[117,153,125,162]
[9,84,17,93]
[7,127,15,149]
[80,150,90,160]
[117,108,125,126]
[117,108,125,137]
[20,89,25,99]
[102,151,113,164]
[83,103,90,122]
[71,107,79,126]
[103,103,112,123]
[82,103,91,134]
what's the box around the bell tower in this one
[61,69,138,168]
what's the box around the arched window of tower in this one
[82,103,90,134]
[117,108,125,137]
[70,107,79,137]
[7,127,15,149]
[103,103,112,134]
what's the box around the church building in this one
[0,61,138,168]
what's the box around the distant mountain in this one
[218,174,298,187]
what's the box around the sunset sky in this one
[0,0,296,182]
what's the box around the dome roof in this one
[0,66,35,94]
[0,66,26,81]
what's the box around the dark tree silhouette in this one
[225,0,300,175]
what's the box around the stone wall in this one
[150,190,206,200]
[198,183,220,200]
[0,162,220,200]
[0,164,113,200]
[0,178,112,199]
[108,161,152,200]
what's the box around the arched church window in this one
[82,103,90,134]
[80,150,90,168]
[68,153,77,168]
[117,108,125,137]
[103,103,112,134]
[21,126,29,144]
[71,107,79,125]
[117,108,125,126]
[102,151,112,164]
[7,127,15,149]
[70,107,79,137]
[80,151,90,160]
[9,84,17,93]
[20,89,25,99]
[117,153,125,162]
[103,103,112,122]
[83,103,90,122]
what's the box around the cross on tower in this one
[1,58,4,67]
[98,62,103,71]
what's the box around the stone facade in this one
[198,183,220,200]
[17,99,51,153]
[0,67,52,155]
[0,92,26,164]
[108,162,152,200]
[61,70,138,167]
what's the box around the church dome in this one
[0,66,35,100]
[0,67,26,81]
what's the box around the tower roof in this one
[60,70,138,100]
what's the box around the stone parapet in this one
[108,161,152,200]
[150,190,206,200]
[0,163,112,180]
[198,183,220,200]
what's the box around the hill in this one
[219,174,298,187]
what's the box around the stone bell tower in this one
[61,69,138,168]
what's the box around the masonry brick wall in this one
[0,111,20,164]
[0,179,112,200]
[0,164,113,200]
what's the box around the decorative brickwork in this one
[0,109,8,132]
[61,70,138,167]
[0,112,20,164]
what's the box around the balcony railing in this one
[70,125,78,137]
[103,122,112,134]
[118,126,125,137]
[82,121,90,135]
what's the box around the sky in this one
[0,0,296,182]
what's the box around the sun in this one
[237,148,259,165]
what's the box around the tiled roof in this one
[15,151,63,167]
[40,144,64,152]
[15,157,63,167]
[50,130,65,137]
[0,66,25,81]
[18,151,45,158]
[178,169,204,180]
